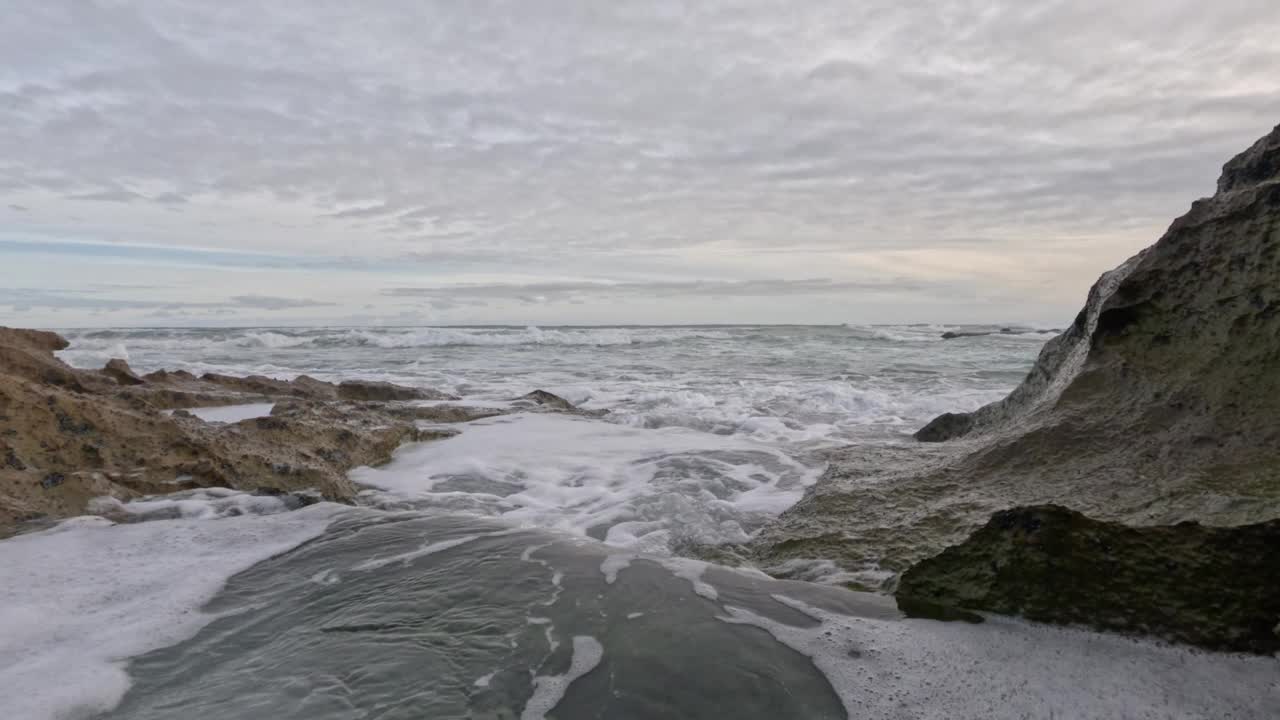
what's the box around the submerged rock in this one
[515,389,577,411]
[895,505,1280,654]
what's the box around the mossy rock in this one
[895,505,1280,654]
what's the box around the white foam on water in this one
[351,534,481,571]
[719,595,1280,720]
[600,380,1007,444]
[473,671,496,688]
[351,412,822,552]
[600,554,635,584]
[526,617,559,653]
[658,558,719,601]
[0,501,344,720]
[87,487,297,522]
[626,612,645,619]
[181,403,276,423]
[520,636,605,720]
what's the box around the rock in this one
[515,390,576,411]
[0,327,70,353]
[142,369,196,382]
[912,412,974,442]
[0,328,464,532]
[202,373,337,399]
[102,358,145,386]
[895,505,1280,654]
[941,328,1059,340]
[752,124,1280,584]
[337,380,450,402]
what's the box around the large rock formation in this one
[0,329,500,534]
[895,506,1280,654]
[751,124,1280,601]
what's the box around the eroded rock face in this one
[0,327,582,534]
[895,506,1280,654]
[0,331,459,533]
[752,124,1280,593]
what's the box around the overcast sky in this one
[3,1,1278,327]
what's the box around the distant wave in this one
[842,325,942,343]
[61,326,738,353]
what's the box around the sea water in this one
[2,325,1275,719]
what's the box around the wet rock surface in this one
[895,506,1280,654]
[337,379,457,402]
[0,327,550,534]
[752,125,1280,646]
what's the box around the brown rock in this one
[337,379,453,402]
[0,328,463,533]
[102,358,145,386]
[0,327,70,353]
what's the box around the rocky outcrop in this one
[102,358,145,386]
[895,506,1280,654]
[515,389,577,411]
[912,412,974,442]
[752,125,1280,611]
[337,379,456,402]
[0,326,587,534]
[0,328,496,534]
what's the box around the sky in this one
[2,1,1279,328]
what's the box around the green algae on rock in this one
[895,505,1280,654]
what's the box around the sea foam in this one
[0,498,344,720]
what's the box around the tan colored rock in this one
[0,327,466,534]
[102,358,145,386]
[0,327,70,353]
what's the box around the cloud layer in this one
[3,1,1279,326]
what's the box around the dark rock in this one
[895,505,1280,654]
[40,473,65,489]
[3,447,24,470]
[102,358,145,386]
[913,412,974,442]
[337,380,442,402]
[516,390,576,411]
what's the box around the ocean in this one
[4,325,1277,720]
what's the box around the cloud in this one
[8,204,27,212]
[0,287,331,314]
[67,189,145,203]
[152,192,188,205]
[325,203,399,219]
[383,277,936,304]
[1,1,1279,325]
[229,294,334,310]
